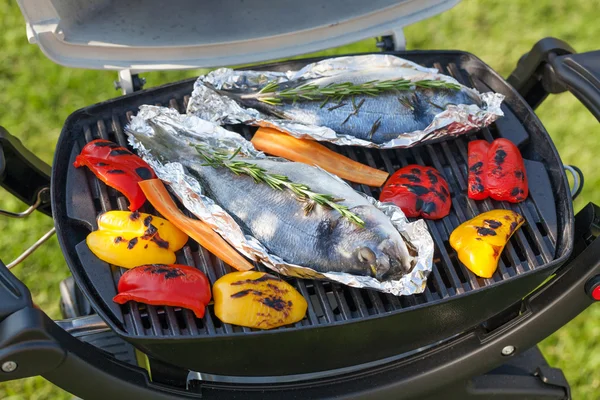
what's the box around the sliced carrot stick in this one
[251,127,389,187]
[139,179,254,271]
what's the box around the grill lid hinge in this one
[376,29,406,52]
[114,70,146,95]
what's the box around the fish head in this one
[353,238,415,281]
[331,206,416,281]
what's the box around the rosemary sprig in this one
[247,79,461,105]
[193,144,365,227]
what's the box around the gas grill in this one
[1,1,600,399]
[53,51,574,378]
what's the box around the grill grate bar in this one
[145,306,164,336]
[295,280,319,325]
[164,307,180,336]
[182,246,203,335]
[213,257,236,333]
[112,115,127,146]
[193,249,222,334]
[382,290,403,308]
[313,282,336,322]
[349,286,369,317]
[332,283,352,319]
[369,291,387,313]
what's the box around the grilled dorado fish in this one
[131,124,416,281]
[219,70,481,145]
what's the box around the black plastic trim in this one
[0,127,52,217]
[0,308,65,382]
[507,37,575,110]
[508,37,600,122]
[417,347,569,400]
[551,51,600,122]
[0,259,32,320]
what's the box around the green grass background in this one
[0,0,599,398]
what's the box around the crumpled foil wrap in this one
[127,105,434,296]
[187,54,505,149]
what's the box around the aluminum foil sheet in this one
[186,54,504,149]
[127,105,434,296]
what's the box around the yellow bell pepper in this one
[87,210,188,269]
[449,209,524,278]
[213,271,307,330]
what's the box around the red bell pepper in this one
[73,139,156,211]
[379,165,451,220]
[113,264,211,318]
[467,140,489,200]
[467,139,528,203]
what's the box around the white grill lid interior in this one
[16,0,458,71]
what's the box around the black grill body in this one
[52,50,574,376]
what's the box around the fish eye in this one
[357,247,376,264]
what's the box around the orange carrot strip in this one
[139,179,254,271]
[251,127,388,187]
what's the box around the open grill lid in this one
[16,0,459,71]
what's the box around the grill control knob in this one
[585,275,600,301]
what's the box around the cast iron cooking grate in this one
[60,55,560,339]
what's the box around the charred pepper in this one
[113,264,211,318]
[449,210,525,278]
[87,211,188,269]
[467,140,489,200]
[73,139,156,211]
[213,271,307,330]
[467,139,528,203]
[379,165,451,219]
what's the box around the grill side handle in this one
[551,51,600,122]
[508,37,600,122]
[0,127,51,217]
